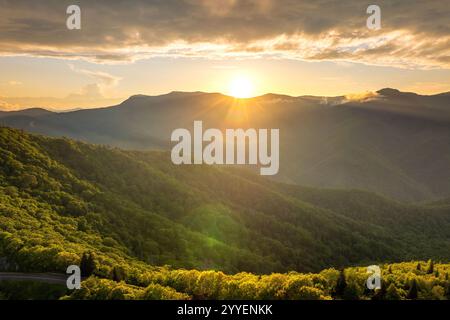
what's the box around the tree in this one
[427,260,434,274]
[296,286,326,300]
[385,283,401,300]
[445,282,450,299]
[111,266,126,282]
[406,279,418,299]
[372,279,387,300]
[334,270,347,298]
[430,285,445,300]
[80,252,97,277]
[19,174,38,188]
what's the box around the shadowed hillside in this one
[1,127,450,278]
[1,89,450,202]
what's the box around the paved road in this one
[0,272,68,284]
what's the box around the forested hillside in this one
[0,126,450,299]
[2,261,450,300]
[1,126,450,277]
[66,261,450,300]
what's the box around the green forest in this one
[0,126,450,299]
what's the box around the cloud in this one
[0,99,20,110]
[0,0,449,68]
[68,64,121,87]
[404,82,450,94]
[0,64,123,110]
[8,80,22,86]
[0,94,124,110]
[66,83,104,100]
[0,80,23,87]
[67,64,121,101]
[344,91,380,103]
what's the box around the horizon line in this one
[2,87,450,112]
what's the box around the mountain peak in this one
[377,88,402,96]
[376,88,423,98]
[125,91,212,101]
[0,107,53,117]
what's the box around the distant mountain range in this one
[1,88,450,202]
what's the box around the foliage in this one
[0,127,449,300]
[0,280,67,300]
[65,262,450,300]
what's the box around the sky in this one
[0,0,449,110]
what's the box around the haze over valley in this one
[2,88,450,202]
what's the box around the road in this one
[0,272,68,285]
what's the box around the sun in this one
[228,76,254,98]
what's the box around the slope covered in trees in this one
[67,260,450,300]
[1,126,450,279]
[2,261,450,300]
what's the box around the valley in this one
[0,125,449,299]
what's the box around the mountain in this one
[1,89,450,202]
[1,126,450,278]
[0,108,52,118]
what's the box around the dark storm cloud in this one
[0,0,448,67]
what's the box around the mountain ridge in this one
[3,88,450,113]
[1,88,450,202]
